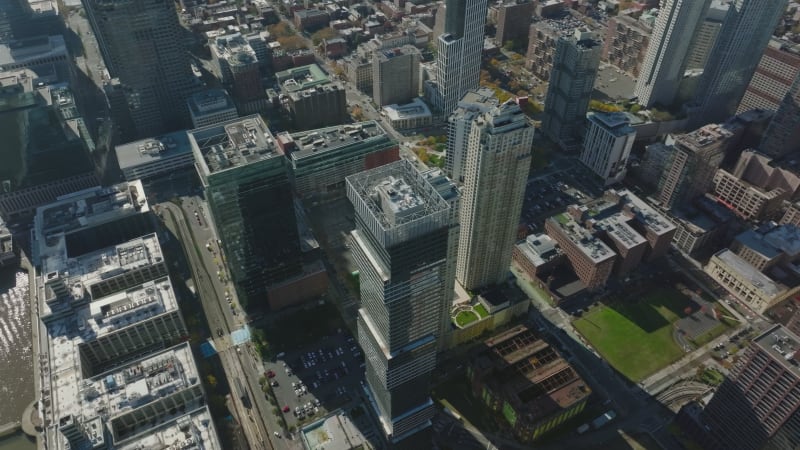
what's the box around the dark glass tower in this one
[346,160,457,447]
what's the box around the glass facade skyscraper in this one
[346,160,457,446]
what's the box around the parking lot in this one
[520,157,605,234]
[263,330,365,429]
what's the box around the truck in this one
[591,410,617,430]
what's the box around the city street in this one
[160,200,300,450]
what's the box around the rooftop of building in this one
[300,409,371,450]
[550,212,615,263]
[287,121,391,162]
[346,159,450,230]
[753,324,800,378]
[276,63,330,92]
[589,112,635,137]
[674,123,734,153]
[474,325,591,421]
[473,100,529,136]
[736,224,800,260]
[294,7,329,18]
[188,89,237,117]
[211,33,258,65]
[421,168,459,205]
[0,34,66,66]
[115,130,193,172]
[453,87,498,114]
[728,150,800,197]
[33,181,149,263]
[550,188,674,258]
[383,97,431,120]
[46,342,219,450]
[517,233,563,267]
[376,45,419,61]
[39,233,169,318]
[189,115,282,175]
[287,82,344,100]
[713,249,784,298]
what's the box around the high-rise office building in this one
[457,101,533,290]
[633,0,712,108]
[189,115,301,308]
[580,112,636,186]
[700,325,800,450]
[760,71,800,159]
[83,0,197,140]
[373,46,420,107]
[542,29,601,152]
[444,87,498,183]
[658,124,734,209]
[347,160,457,447]
[692,0,788,126]
[684,1,728,71]
[429,0,488,117]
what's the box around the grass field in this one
[455,310,479,327]
[573,287,693,382]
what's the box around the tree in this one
[503,41,514,51]
[206,375,218,389]
[277,35,307,51]
[311,27,339,45]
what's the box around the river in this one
[0,268,35,450]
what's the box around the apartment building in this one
[602,14,650,78]
[545,189,675,290]
[737,38,800,114]
[712,150,800,220]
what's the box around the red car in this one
[282,405,290,413]
[266,370,276,378]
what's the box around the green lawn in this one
[474,303,489,318]
[455,310,479,327]
[573,287,692,382]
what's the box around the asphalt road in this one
[160,200,301,450]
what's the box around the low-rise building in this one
[468,325,591,443]
[512,233,565,280]
[712,150,800,220]
[670,196,736,257]
[278,121,399,201]
[382,97,432,130]
[0,34,72,83]
[115,131,195,181]
[545,189,675,290]
[188,89,239,128]
[705,249,800,313]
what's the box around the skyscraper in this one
[699,325,800,450]
[190,115,301,308]
[633,0,712,108]
[457,101,533,290]
[580,112,636,186]
[760,71,800,159]
[347,160,457,447]
[658,124,733,209]
[83,0,197,140]
[692,0,788,126]
[429,0,488,117]
[445,87,498,183]
[542,29,601,152]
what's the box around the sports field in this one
[573,287,692,382]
